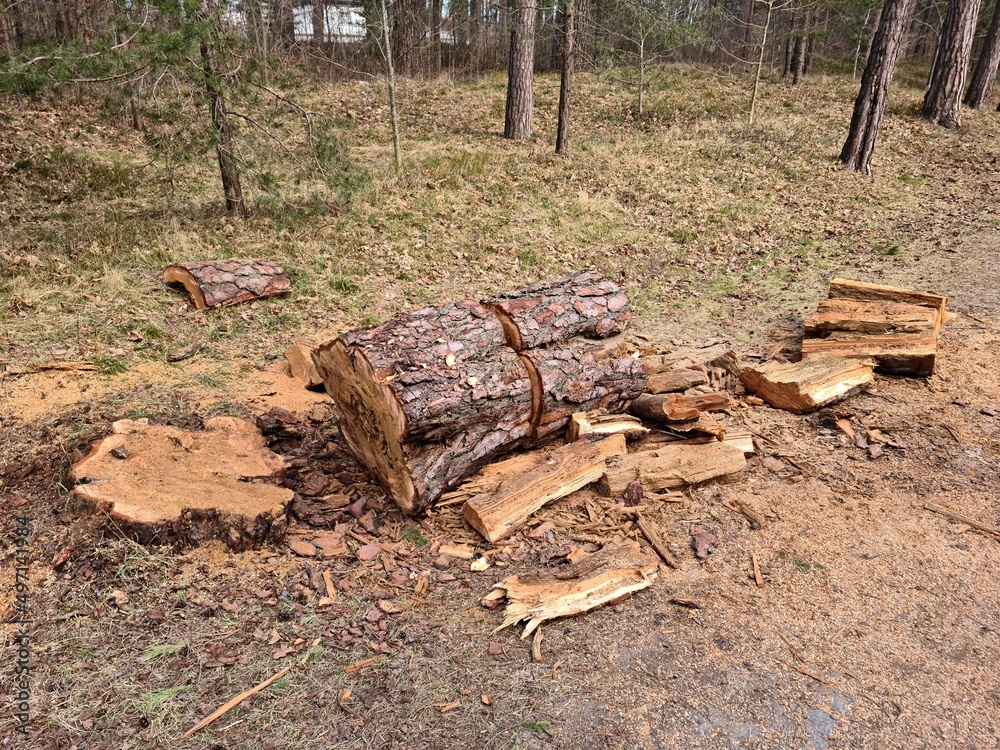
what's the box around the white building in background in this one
[294,3,367,42]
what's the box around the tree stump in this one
[163,259,291,309]
[72,418,293,550]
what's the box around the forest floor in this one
[1,65,1000,749]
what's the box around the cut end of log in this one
[71,418,292,550]
[163,259,292,310]
[567,410,649,442]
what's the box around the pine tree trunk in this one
[964,0,1000,107]
[432,0,442,74]
[504,0,536,139]
[923,0,982,127]
[840,0,918,175]
[312,0,324,44]
[555,0,574,154]
[199,37,248,218]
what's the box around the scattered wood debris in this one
[641,343,738,394]
[491,540,659,637]
[72,418,292,550]
[163,259,292,309]
[739,355,875,414]
[463,435,627,543]
[800,278,947,376]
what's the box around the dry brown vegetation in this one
[2,65,1000,749]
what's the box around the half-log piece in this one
[643,343,738,394]
[163,259,291,309]
[629,392,735,424]
[739,355,875,414]
[598,441,747,497]
[283,339,324,390]
[71,418,292,550]
[312,300,534,514]
[492,540,659,637]
[522,344,647,440]
[485,270,631,351]
[464,434,627,543]
[800,279,947,376]
[567,410,649,441]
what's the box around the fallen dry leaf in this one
[691,527,718,559]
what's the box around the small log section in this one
[800,278,947,376]
[629,392,735,424]
[740,355,875,413]
[163,259,291,309]
[598,441,747,497]
[464,434,627,543]
[492,540,659,637]
[72,418,292,550]
[313,273,645,514]
[567,410,649,441]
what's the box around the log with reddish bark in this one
[485,270,631,350]
[628,392,735,424]
[163,259,291,309]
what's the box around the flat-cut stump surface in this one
[72,417,293,550]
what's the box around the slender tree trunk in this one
[556,0,573,154]
[853,6,873,79]
[432,0,442,74]
[381,0,402,169]
[504,0,536,139]
[575,0,591,67]
[271,0,295,50]
[638,36,645,115]
[313,0,324,43]
[840,0,918,175]
[923,0,982,127]
[964,0,1000,107]
[199,38,248,217]
[749,0,774,127]
[741,0,755,69]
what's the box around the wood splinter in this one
[924,502,1000,540]
[635,513,680,569]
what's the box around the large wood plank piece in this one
[801,278,947,376]
[464,434,627,542]
[598,441,746,497]
[739,355,875,413]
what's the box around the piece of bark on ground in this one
[598,440,747,497]
[492,540,659,637]
[72,418,292,550]
[464,434,627,543]
[739,355,875,413]
[163,259,291,309]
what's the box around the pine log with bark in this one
[923,0,982,127]
[505,0,537,139]
[965,0,1000,108]
[840,0,918,174]
[163,259,291,309]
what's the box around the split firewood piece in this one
[804,299,940,337]
[312,300,534,514]
[283,339,324,390]
[491,540,659,637]
[669,432,755,454]
[521,343,647,440]
[485,270,631,351]
[71,418,292,550]
[163,259,291,309]
[826,278,947,313]
[629,392,735,424]
[739,355,874,414]
[598,441,747,497]
[438,449,552,507]
[567,410,649,442]
[464,434,627,543]
[642,343,738,394]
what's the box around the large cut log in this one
[740,355,875,413]
[163,259,291,309]
[492,540,659,637]
[642,343,738,394]
[598,441,747,497]
[312,300,534,514]
[567,410,649,441]
[628,392,735,424]
[72,418,292,550]
[522,343,647,439]
[464,434,627,543]
[800,279,947,376]
[485,270,631,350]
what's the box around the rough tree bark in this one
[923,0,982,127]
[964,0,1000,108]
[199,31,248,217]
[504,0,537,139]
[840,0,918,175]
[312,0,324,44]
[555,0,574,154]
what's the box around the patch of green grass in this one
[93,354,127,376]
[331,275,361,294]
[793,558,824,572]
[873,241,901,256]
[136,685,187,712]
[143,644,185,661]
[401,525,429,546]
[523,720,552,734]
